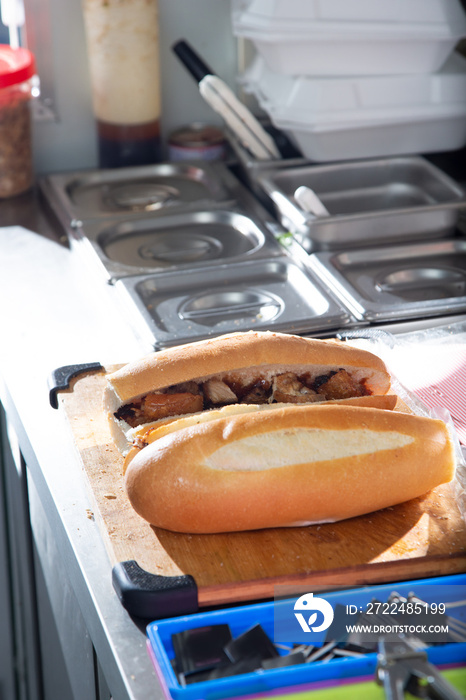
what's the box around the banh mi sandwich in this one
[122,394,398,473]
[124,404,456,533]
[104,330,394,457]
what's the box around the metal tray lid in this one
[113,257,356,348]
[309,239,466,323]
[74,207,284,282]
[40,161,243,229]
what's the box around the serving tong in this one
[374,589,466,699]
[173,39,280,161]
[376,637,464,700]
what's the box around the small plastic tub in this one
[0,45,36,198]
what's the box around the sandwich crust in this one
[105,331,392,454]
[107,331,391,403]
[124,404,455,533]
[123,394,398,472]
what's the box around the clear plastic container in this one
[0,45,36,198]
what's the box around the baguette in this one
[124,404,455,533]
[105,331,392,455]
[123,394,398,473]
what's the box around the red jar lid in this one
[0,45,36,88]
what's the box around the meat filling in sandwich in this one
[114,367,369,429]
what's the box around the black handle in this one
[48,362,103,409]
[112,560,199,620]
[172,39,214,83]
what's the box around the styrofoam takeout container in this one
[241,53,466,161]
[232,0,466,75]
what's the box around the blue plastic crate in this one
[147,574,466,700]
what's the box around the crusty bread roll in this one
[124,404,456,533]
[123,394,398,473]
[105,330,392,455]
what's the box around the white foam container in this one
[241,53,466,162]
[233,0,466,75]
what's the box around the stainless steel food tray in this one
[40,161,245,228]
[227,129,306,207]
[114,257,354,347]
[75,207,284,281]
[309,239,466,323]
[254,156,466,251]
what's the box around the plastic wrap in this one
[340,322,466,524]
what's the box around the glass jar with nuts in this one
[0,45,36,198]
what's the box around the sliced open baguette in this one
[124,404,455,533]
[123,394,398,472]
[105,330,392,456]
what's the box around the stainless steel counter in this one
[1,187,465,699]
[0,190,159,699]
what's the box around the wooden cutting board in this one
[57,366,466,609]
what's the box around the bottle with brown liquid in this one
[82,0,161,168]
